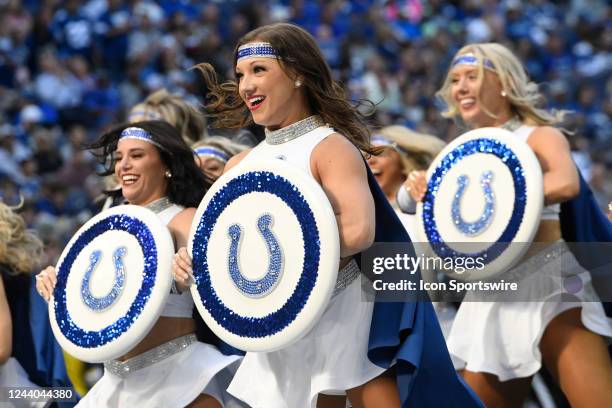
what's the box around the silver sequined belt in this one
[495,240,571,283]
[332,259,361,297]
[104,333,197,378]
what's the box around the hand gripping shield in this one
[49,205,174,362]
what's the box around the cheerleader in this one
[406,43,612,407]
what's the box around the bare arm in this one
[528,126,579,205]
[168,208,197,292]
[312,134,375,257]
[0,278,12,364]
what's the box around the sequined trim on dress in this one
[143,196,173,214]
[104,333,197,378]
[332,259,361,297]
[500,116,523,132]
[264,115,326,145]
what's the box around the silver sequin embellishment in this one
[104,333,197,378]
[332,259,361,297]
[265,115,325,145]
[143,196,173,214]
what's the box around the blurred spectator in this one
[51,0,95,61]
[34,48,84,123]
[0,0,609,270]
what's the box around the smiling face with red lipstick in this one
[235,52,311,131]
[114,137,168,206]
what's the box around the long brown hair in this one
[194,23,377,154]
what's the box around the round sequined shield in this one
[49,205,174,362]
[415,127,543,281]
[189,159,340,351]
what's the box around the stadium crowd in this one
[0,0,610,264]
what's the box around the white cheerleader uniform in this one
[447,124,612,381]
[78,203,242,407]
[0,358,51,407]
[226,119,387,408]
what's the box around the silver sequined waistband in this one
[104,333,197,378]
[332,259,361,297]
[496,240,573,283]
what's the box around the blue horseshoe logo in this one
[227,213,283,297]
[451,171,495,236]
[81,246,127,310]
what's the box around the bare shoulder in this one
[223,148,252,174]
[169,207,196,232]
[528,126,569,149]
[312,132,363,163]
[311,132,365,180]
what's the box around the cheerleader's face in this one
[236,52,310,130]
[197,156,225,181]
[367,147,405,196]
[450,64,508,128]
[114,138,168,206]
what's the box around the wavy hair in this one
[87,120,209,208]
[191,136,249,158]
[377,125,446,174]
[194,23,378,154]
[0,201,43,275]
[437,43,567,127]
[129,89,206,144]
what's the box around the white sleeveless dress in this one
[447,125,612,381]
[226,126,387,408]
[78,204,243,407]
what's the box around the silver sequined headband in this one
[194,146,229,163]
[119,127,164,150]
[236,42,279,63]
[451,53,496,71]
[371,135,407,155]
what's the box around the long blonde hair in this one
[437,43,566,127]
[0,201,43,275]
[377,125,445,174]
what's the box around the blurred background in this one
[0,0,610,268]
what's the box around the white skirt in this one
[77,335,242,407]
[0,358,51,408]
[448,242,612,381]
[227,272,386,408]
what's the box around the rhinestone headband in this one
[451,53,496,71]
[119,127,163,150]
[371,134,407,155]
[237,42,279,62]
[194,146,229,163]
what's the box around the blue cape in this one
[2,271,72,389]
[560,171,612,317]
[360,168,484,407]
